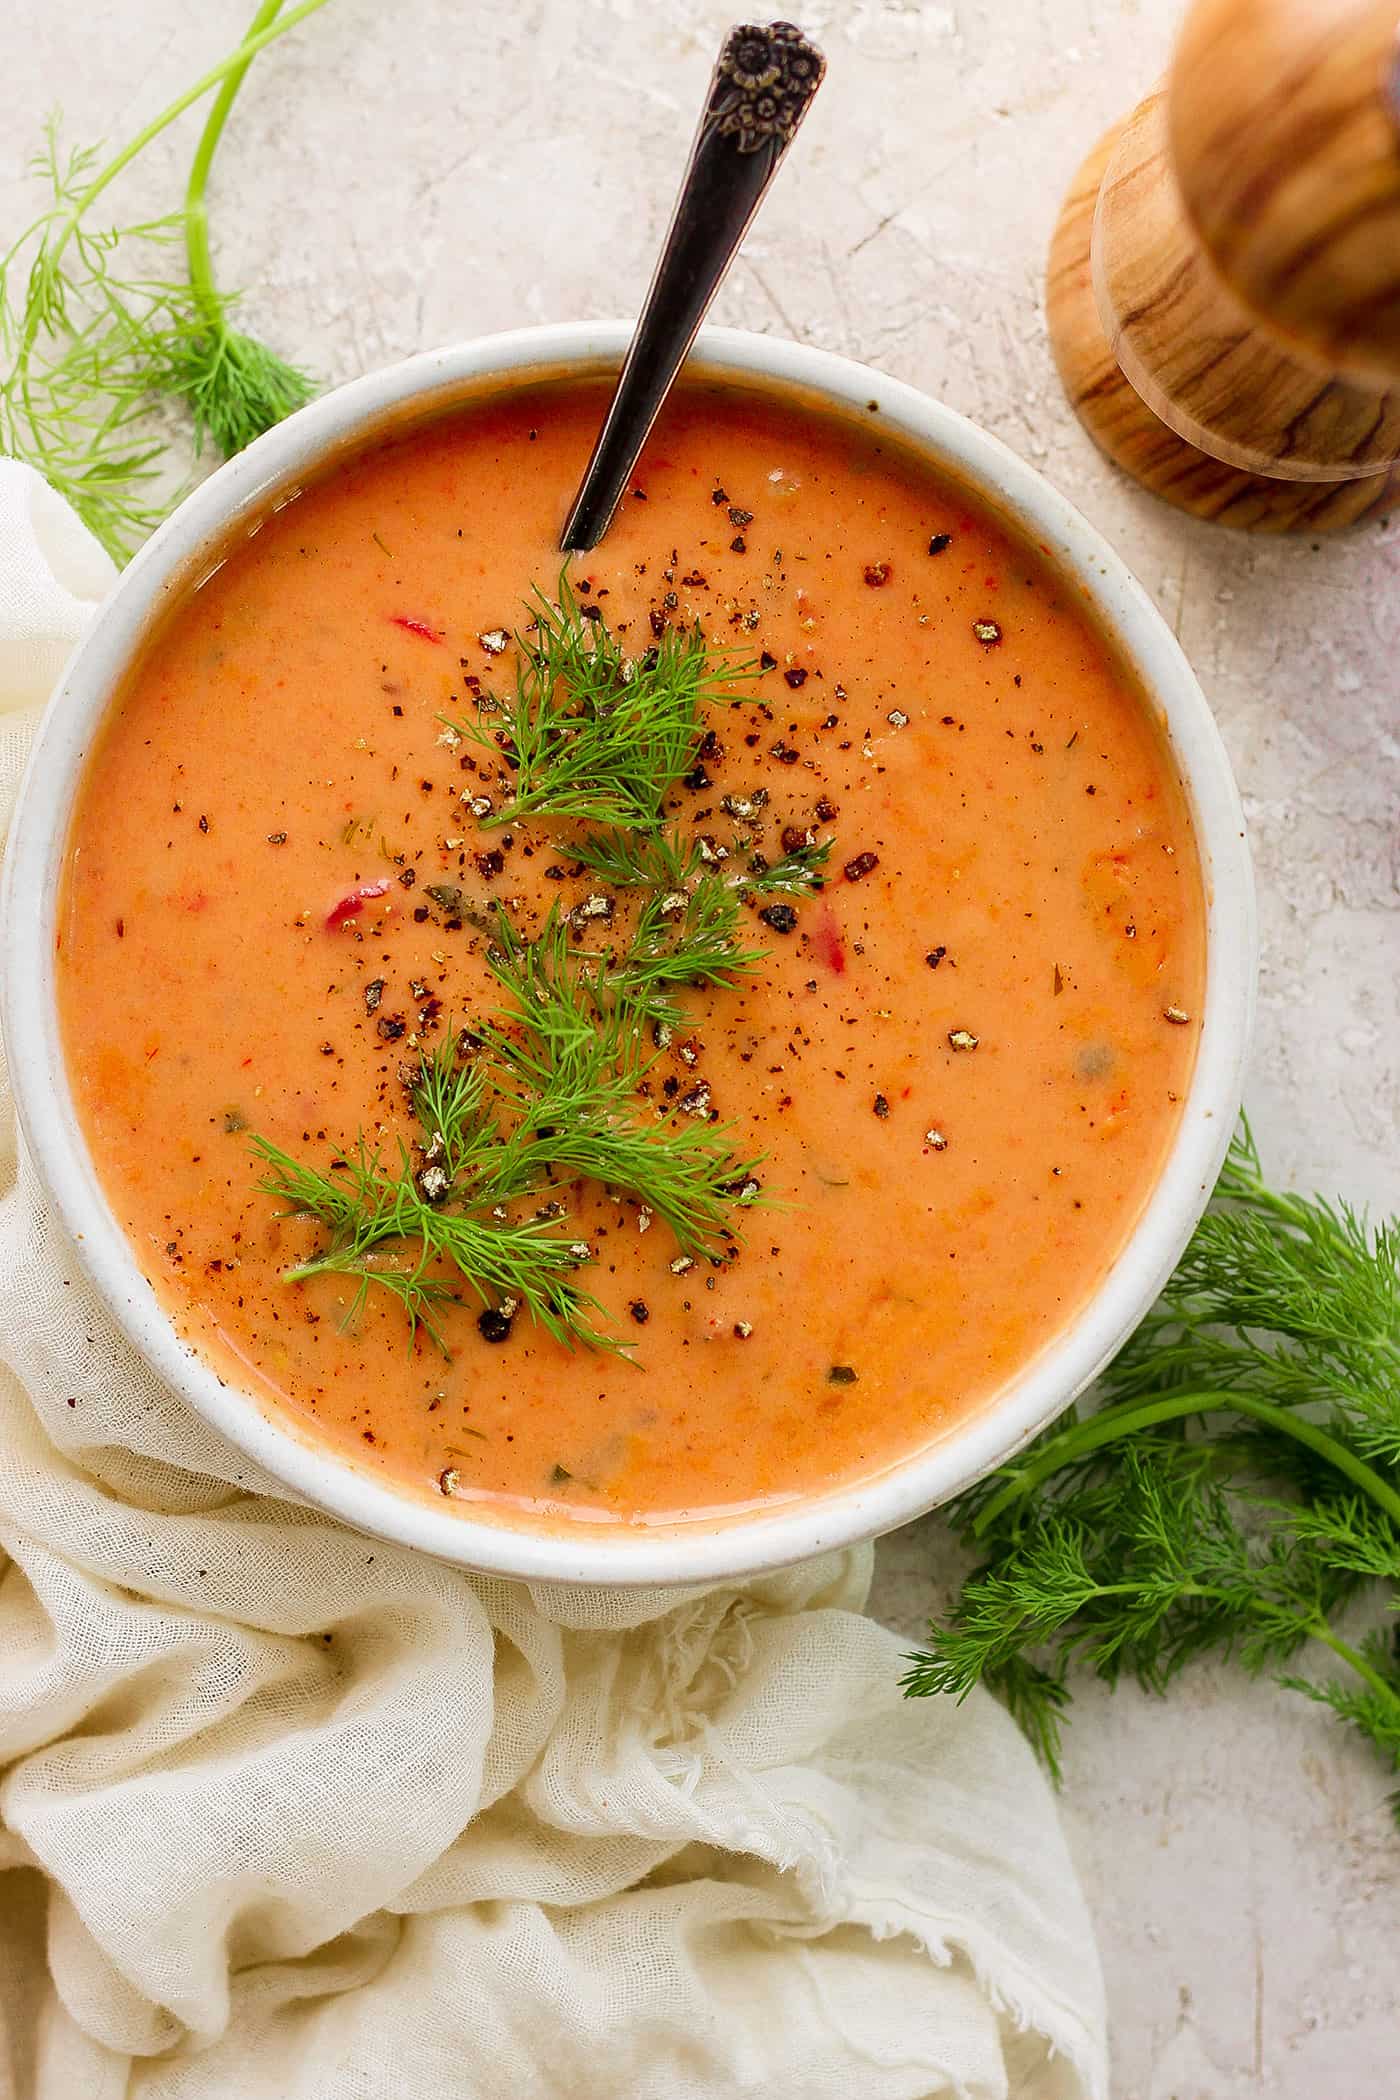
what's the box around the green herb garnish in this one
[577,825,831,904]
[167,0,319,457]
[254,911,762,1355]
[615,877,763,1027]
[903,1120,1400,1813]
[481,907,762,1246]
[570,826,702,891]
[256,580,830,1355]
[746,836,832,896]
[458,575,754,828]
[0,0,328,560]
[253,1124,613,1357]
[569,825,824,1022]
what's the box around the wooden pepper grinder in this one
[1047,0,1400,529]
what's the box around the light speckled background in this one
[5,0,1399,2089]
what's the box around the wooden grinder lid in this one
[1169,0,1400,383]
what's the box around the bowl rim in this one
[2,319,1256,1585]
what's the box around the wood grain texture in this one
[1046,124,1400,528]
[1046,0,1400,531]
[1171,0,1400,382]
[1095,94,1400,479]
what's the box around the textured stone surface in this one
[4,0,1398,2090]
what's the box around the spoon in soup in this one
[560,19,826,553]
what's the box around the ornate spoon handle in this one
[560,20,826,552]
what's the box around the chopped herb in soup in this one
[57,381,1205,1523]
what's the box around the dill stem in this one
[184,0,288,325]
[1309,1621,1400,1709]
[973,1391,1400,1539]
[1234,1170,1324,1236]
[19,0,332,358]
[282,1254,351,1284]
[1230,1174,1400,1372]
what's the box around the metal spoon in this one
[560,20,826,553]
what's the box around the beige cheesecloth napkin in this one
[0,457,1107,2100]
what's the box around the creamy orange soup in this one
[58,381,1204,1524]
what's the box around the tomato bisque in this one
[57,380,1205,1526]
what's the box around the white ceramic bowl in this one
[2,322,1255,1585]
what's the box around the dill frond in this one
[250,589,823,1356]
[251,904,764,1354]
[458,576,756,828]
[507,832,764,1029]
[617,878,764,1025]
[744,835,832,895]
[905,1117,1400,1810]
[570,826,702,890]
[481,906,763,1252]
[172,0,317,456]
[252,1122,619,1357]
[0,0,329,561]
[163,324,315,460]
[566,825,822,1021]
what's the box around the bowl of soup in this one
[2,323,1254,1584]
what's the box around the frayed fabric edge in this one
[845,1889,1109,2100]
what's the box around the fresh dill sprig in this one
[744,836,832,896]
[253,583,826,1354]
[568,825,825,1022]
[575,824,831,907]
[481,906,762,1249]
[558,826,760,1024]
[0,0,328,561]
[165,0,318,457]
[458,575,755,828]
[252,1021,624,1356]
[616,878,763,1027]
[252,1118,616,1356]
[570,826,702,891]
[252,909,763,1354]
[903,1119,1400,1817]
